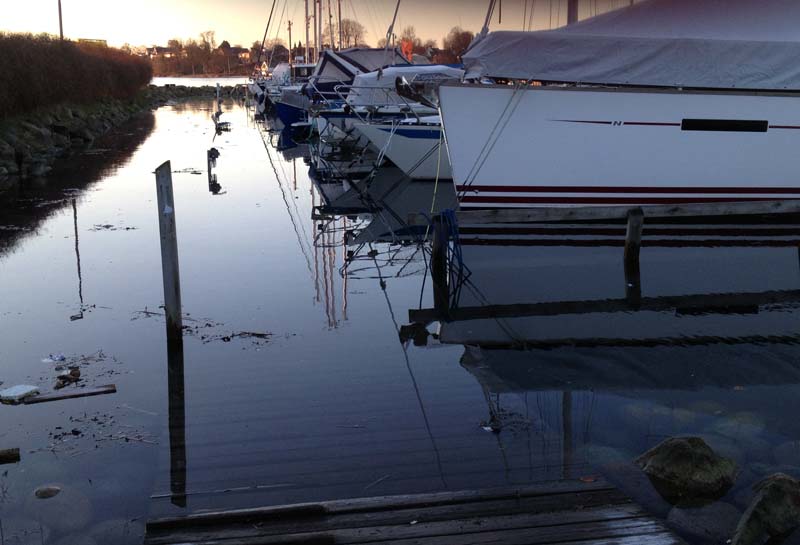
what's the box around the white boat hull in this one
[439,84,800,208]
[355,123,452,181]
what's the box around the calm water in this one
[2,99,800,544]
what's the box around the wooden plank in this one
[148,479,613,531]
[367,531,683,545]
[148,516,668,545]
[146,491,633,544]
[408,199,800,226]
[409,288,800,324]
[23,384,116,404]
[0,448,20,464]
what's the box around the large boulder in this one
[636,436,739,502]
[732,473,800,545]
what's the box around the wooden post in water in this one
[624,207,644,306]
[167,334,187,507]
[431,216,450,320]
[155,162,183,338]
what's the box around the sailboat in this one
[440,0,800,209]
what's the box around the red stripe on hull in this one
[460,196,800,205]
[456,185,800,195]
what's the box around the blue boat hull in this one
[274,102,306,127]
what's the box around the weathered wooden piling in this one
[624,207,644,305]
[167,335,187,508]
[431,216,450,319]
[155,161,183,338]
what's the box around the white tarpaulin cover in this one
[347,65,464,106]
[463,0,800,90]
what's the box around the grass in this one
[0,33,153,118]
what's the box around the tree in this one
[340,19,366,48]
[322,18,366,49]
[438,27,474,64]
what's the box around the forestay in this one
[463,0,800,90]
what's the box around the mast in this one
[257,0,279,67]
[288,20,293,66]
[479,0,498,37]
[337,0,343,49]
[384,0,401,52]
[567,0,579,24]
[327,0,335,51]
[318,0,324,53]
[304,0,310,62]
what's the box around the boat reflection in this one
[406,236,800,518]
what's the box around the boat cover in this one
[463,0,800,90]
[308,48,410,94]
[347,65,464,106]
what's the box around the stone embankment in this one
[0,85,238,179]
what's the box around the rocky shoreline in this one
[0,84,239,180]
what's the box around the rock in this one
[34,484,62,499]
[667,502,741,543]
[25,483,92,532]
[635,436,739,502]
[732,473,800,545]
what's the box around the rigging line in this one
[460,81,529,195]
[258,0,280,65]
[369,252,448,489]
[260,129,316,280]
[529,0,537,31]
[274,146,315,248]
[523,0,529,31]
[268,0,289,67]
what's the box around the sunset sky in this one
[3,0,631,48]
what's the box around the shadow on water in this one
[0,112,156,257]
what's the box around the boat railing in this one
[330,84,424,124]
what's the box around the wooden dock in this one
[144,477,685,545]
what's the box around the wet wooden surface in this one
[145,477,685,544]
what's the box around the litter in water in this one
[0,385,40,404]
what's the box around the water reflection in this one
[404,231,800,541]
[0,112,155,257]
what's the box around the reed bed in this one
[0,33,152,118]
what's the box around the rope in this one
[459,81,530,197]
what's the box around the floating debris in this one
[24,385,117,405]
[89,224,138,232]
[0,448,20,465]
[42,353,66,363]
[0,385,40,404]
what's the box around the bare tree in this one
[322,18,366,49]
[438,26,474,63]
